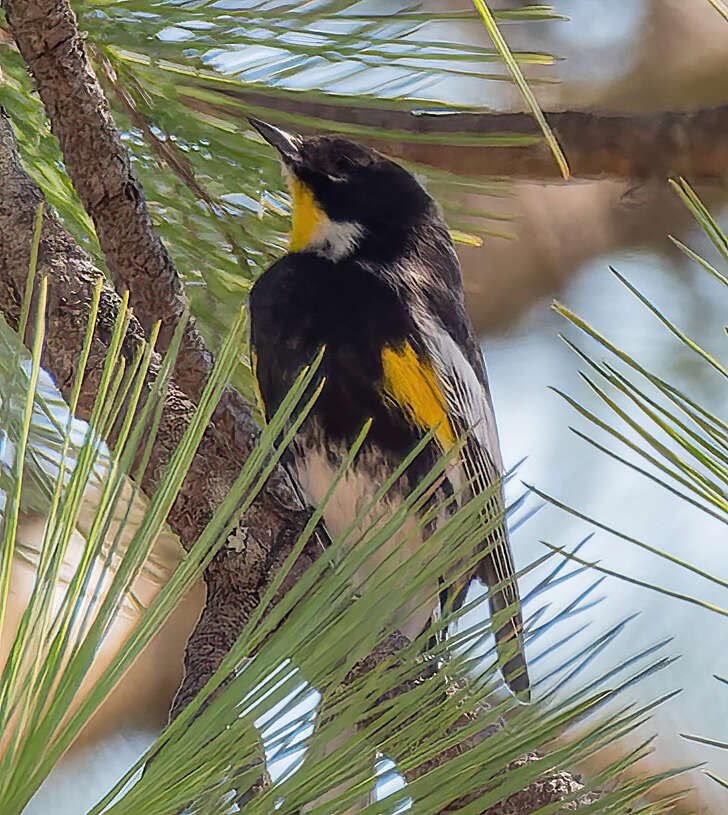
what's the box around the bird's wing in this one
[411,318,529,700]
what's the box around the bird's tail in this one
[487,578,530,703]
[445,557,529,701]
[476,512,530,702]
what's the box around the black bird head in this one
[249,118,434,261]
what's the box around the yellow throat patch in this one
[381,343,454,449]
[287,175,326,251]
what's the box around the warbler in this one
[248,119,529,701]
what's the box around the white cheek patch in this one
[308,218,364,261]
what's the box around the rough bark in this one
[3,0,213,401]
[206,88,728,181]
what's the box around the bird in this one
[247,118,529,702]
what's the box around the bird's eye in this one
[319,142,375,182]
[327,154,356,181]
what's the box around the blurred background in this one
[15,0,728,812]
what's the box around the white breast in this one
[291,442,436,641]
[307,218,364,261]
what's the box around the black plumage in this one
[248,121,529,700]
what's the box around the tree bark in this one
[4,0,215,402]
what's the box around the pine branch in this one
[211,87,728,181]
[3,0,211,401]
[0,4,618,810]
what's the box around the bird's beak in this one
[248,118,302,165]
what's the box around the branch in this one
[3,0,214,402]
[342,639,600,815]
[214,88,728,181]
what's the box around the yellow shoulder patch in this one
[287,175,326,252]
[381,343,454,448]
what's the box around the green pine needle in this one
[471,0,570,179]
